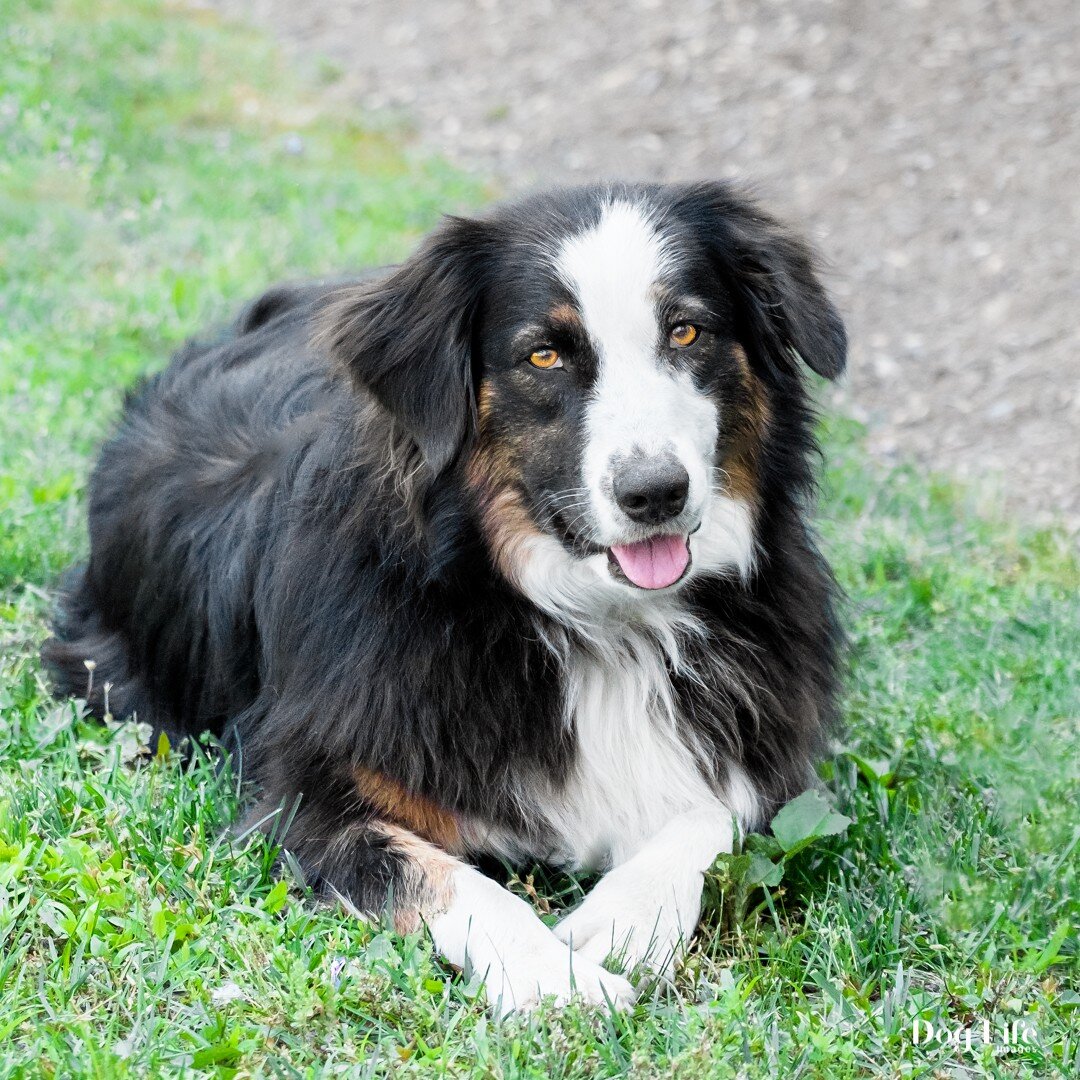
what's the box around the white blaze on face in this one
[555,201,718,544]
[551,199,754,588]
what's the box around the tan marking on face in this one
[547,302,583,331]
[722,344,771,505]
[354,766,463,854]
[731,344,772,433]
[478,485,541,588]
[475,379,497,432]
[467,379,543,587]
[374,823,460,933]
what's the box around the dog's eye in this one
[669,324,699,348]
[529,347,562,370]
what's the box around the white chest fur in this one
[539,633,721,871]
[459,611,763,871]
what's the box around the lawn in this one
[1,1,1077,1076]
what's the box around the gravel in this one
[208,0,1080,533]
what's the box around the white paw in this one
[480,937,637,1016]
[553,861,705,978]
[427,863,636,1017]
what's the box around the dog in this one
[44,181,846,1014]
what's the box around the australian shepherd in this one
[45,181,846,1013]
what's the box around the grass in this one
[0,1,1077,1075]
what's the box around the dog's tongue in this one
[610,534,689,590]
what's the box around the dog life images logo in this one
[912,1017,1038,1056]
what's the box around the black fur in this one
[44,181,845,924]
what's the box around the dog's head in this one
[322,183,845,621]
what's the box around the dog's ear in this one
[319,215,493,474]
[676,182,847,380]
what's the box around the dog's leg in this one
[254,784,636,1016]
[553,805,736,978]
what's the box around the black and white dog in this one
[45,182,845,1013]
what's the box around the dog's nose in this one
[613,455,690,525]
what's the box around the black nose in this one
[612,455,690,525]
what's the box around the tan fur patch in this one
[547,302,583,331]
[474,483,541,588]
[722,344,771,505]
[375,823,460,933]
[467,380,542,587]
[475,379,497,432]
[354,766,463,854]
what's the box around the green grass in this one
[1,1,1077,1075]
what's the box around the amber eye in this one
[529,347,562,369]
[669,323,699,348]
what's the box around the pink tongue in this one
[610,534,690,590]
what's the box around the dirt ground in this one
[208,0,1080,534]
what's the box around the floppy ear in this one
[319,215,492,474]
[676,182,847,380]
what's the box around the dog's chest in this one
[536,640,718,871]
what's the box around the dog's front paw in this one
[431,865,637,1017]
[481,938,636,1016]
[553,861,705,978]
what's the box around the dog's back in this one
[43,282,344,744]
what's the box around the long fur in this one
[44,182,845,991]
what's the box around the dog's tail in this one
[41,566,178,747]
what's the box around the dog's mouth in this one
[607,534,691,590]
[549,509,695,591]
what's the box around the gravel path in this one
[210,0,1080,533]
